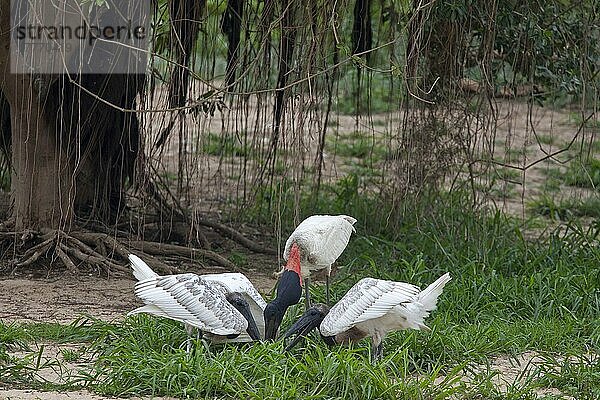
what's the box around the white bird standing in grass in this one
[283,214,357,306]
[128,254,262,352]
[284,273,451,363]
[264,214,357,340]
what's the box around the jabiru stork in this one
[284,273,451,362]
[128,254,262,352]
[264,214,356,340]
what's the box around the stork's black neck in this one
[273,269,302,307]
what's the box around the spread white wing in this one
[320,277,421,336]
[283,215,357,269]
[132,273,247,336]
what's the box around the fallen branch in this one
[196,218,276,255]
[129,240,240,271]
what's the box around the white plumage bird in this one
[284,273,451,362]
[282,214,357,306]
[128,254,262,352]
[200,272,267,342]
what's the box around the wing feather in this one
[133,274,247,335]
[320,278,421,336]
[200,272,266,340]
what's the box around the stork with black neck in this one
[264,214,357,340]
[128,254,262,352]
[284,273,451,363]
[282,214,357,307]
[263,244,303,340]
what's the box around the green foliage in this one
[202,132,248,157]
[529,195,600,220]
[563,158,600,189]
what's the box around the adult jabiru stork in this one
[283,215,357,306]
[201,272,267,342]
[128,254,261,352]
[284,273,451,362]
[264,214,357,340]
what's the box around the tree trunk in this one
[0,2,73,230]
[0,1,142,231]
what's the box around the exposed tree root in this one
[2,230,170,276]
[69,231,176,274]
[9,230,129,275]
[196,218,277,255]
[2,205,275,276]
[71,232,239,271]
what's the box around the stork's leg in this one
[184,324,195,354]
[325,274,331,305]
[371,333,384,364]
[304,277,311,310]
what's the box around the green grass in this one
[328,135,387,161]
[563,157,600,189]
[569,113,600,131]
[529,195,600,220]
[2,191,599,398]
[536,134,559,146]
[502,147,530,164]
[202,132,248,157]
[334,68,403,115]
[493,166,522,181]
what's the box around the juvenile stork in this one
[128,254,261,352]
[264,214,356,340]
[284,273,451,362]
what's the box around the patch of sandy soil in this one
[0,276,137,324]
[434,351,600,399]
[0,389,175,400]
[0,270,277,324]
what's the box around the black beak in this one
[264,313,281,341]
[236,303,261,341]
[228,293,261,341]
[283,310,324,351]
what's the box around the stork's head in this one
[264,245,303,340]
[283,303,330,351]
[226,292,261,341]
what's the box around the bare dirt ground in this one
[0,268,277,324]
[1,101,597,399]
